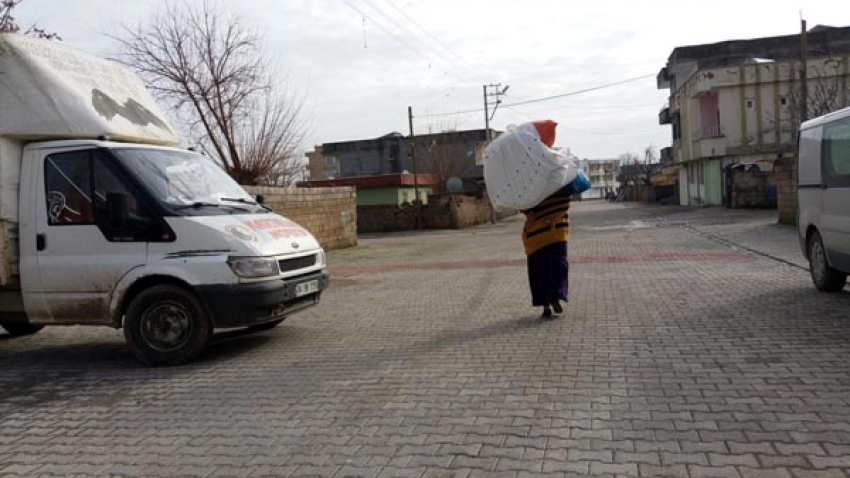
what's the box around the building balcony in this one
[692,125,723,140]
[659,107,672,125]
[660,147,673,163]
[691,125,726,158]
[692,137,726,158]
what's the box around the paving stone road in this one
[1,202,849,478]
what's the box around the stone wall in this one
[775,156,798,225]
[244,186,357,250]
[0,220,18,287]
[730,170,777,209]
[358,195,517,233]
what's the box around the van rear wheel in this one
[123,285,211,366]
[1,322,44,337]
[808,231,847,292]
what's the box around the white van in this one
[797,106,850,292]
[0,35,329,365]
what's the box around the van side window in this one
[93,156,143,220]
[44,151,94,225]
[823,117,850,187]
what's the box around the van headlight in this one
[317,249,327,267]
[227,257,280,278]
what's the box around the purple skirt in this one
[527,242,569,306]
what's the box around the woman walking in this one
[521,119,571,319]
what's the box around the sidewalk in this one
[623,204,806,269]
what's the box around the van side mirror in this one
[256,194,265,205]
[107,192,130,227]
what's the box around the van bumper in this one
[195,270,329,328]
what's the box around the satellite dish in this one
[446,177,463,194]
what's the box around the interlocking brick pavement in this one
[1,202,850,477]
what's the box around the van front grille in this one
[279,255,317,273]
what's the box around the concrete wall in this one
[358,195,517,233]
[356,187,433,206]
[244,186,357,250]
[730,170,777,209]
[775,155,798,225]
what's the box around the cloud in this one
[13,0,850,158]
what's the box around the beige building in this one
[658,26,850,206]
[576,158,620,199]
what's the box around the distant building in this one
[305,128,500,193]
[657,25,850,206]
[576,158,620,199]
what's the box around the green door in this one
[705,159,723,205]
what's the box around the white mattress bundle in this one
[483,122,579,210]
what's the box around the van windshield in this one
[112,148,266,215]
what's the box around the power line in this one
[506,74,655,107]
[343,0,478,84]
[378,0,491,83]
[420,74,657,118]
[491,100,662,137]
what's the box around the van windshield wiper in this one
[220,197,258,205]
[220,197,272,212]
[173,202,222,210]
[171,202,250,212]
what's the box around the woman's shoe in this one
[541,308,553,319]
[552,301,563,314]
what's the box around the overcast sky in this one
[14,0,850,159]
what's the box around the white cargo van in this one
[797,106,850,292]
[0,34,329,365]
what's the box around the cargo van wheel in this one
[1,322,44,337]
[808,232,847,293]
[123,285,211,366]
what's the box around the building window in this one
[780,97,788,108]
[325,156,337,165]
[746,99,755,109]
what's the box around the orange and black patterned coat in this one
[521,189,571,256]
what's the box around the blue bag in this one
[564,168,592,195]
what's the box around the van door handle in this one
[36,234,46,251]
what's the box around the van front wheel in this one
[123,285,211,366]
[808,232,847,292]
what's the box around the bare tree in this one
[617,147,659,202]
[637,146,658,186]
[617,146,658,186]
[0,0,60,38]
[236,91,308,186]
[0,0,21,33]
[418,136,477,193]
[791,61,846,126]
[769,60,848,141]
[113,0,308,186]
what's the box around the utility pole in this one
[483,83,510,142]
[800,17,809,124]
[408,106,420,228]
[483,85,490,142]
[482,84,508,224]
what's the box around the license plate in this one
[294,280,319,297]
